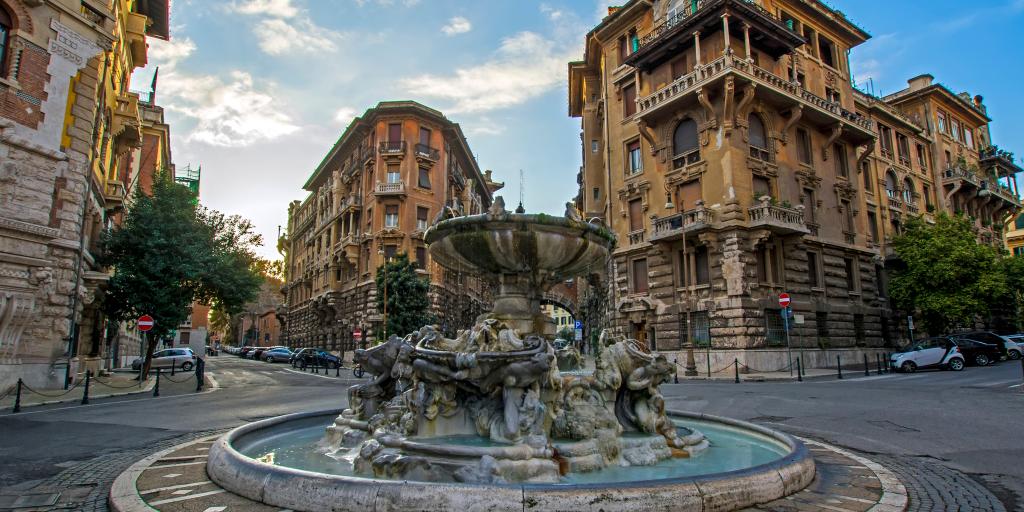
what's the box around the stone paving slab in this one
[112,435,902,512]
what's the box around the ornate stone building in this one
[568,0,1019,368]
[0,0,168,388]
[281,101,503,351]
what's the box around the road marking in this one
[140,481,212,495]
[281,367,339,380]
[203,507,227,512]
[1010,383,1022,389]
[161,473,182,479]
[171,489,193,495]
[149,489,226,506]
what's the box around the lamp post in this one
[378,246,389,340]
[666,187,698,377]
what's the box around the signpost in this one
[573,320,583,343]
[907,315,915,344]
[779,294,793,376]
[138,315,154,332]
[353,328,363,342]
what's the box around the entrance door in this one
[632,321,647,348]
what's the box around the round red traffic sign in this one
[353,328,362,340]
[778,293,791,308]
[138,314,154,332]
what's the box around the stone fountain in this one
[206,200,815,511]
[323,199,706,483]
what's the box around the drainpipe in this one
[600,53,618,333]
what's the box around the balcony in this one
[627,0,803,72]
[979,145,1021,174]
[905,202,919,215]
[414,143,440,162]
[634,55,873,140]
[111,92,142,149]
[627,229,646,245]
[361,144,376,164]
[374,181,407,196]
[942,166,979,187]
[104,180,126,207]
[340,195,359,213]
[886,196,902,210]
[649,206,714,242]
[379,141,406,157]
[747,201,809,235]
[125,12,149,68]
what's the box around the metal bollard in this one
[674,358,679,384]
[1020,357,1023,393]
[171,361,175,376]
[734,358,740,384]
[153,369,161,397]
[81,371,91,405]
[864,354,870,377]
[796,358,803,382]
[13,378,22,413]
[336,364,340,377]
[195,358,205,393]
[800,356,805,379]
[837,355,843,380]
[876,354,883,375]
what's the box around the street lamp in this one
[679,198,698,377]
[378,246,389,340]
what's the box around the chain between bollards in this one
[13,379,22,413]
[734,358,739,384]
[153,368,161,397]
[837,355,843,380]
[796,358,803,382]
[81,370,91,405]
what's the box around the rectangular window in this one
[415,246,427,269]
[862,161,873,193]
[679,246,710,287]
[825,87,841,104]
[618,36,628,65]
[593,187,600,200]
[937,111,947,134]
[923,184,932,208]
[631,258,649,293]
[834,143,849,177]
[388,123,402,142]
[844,257,856,290]
[416,206,429,231]
[875,264,886,298]
[671,55,688,80]
[765,309,786,346]
[802,188,816,224]
[807,251,819,288]
[816,312,829,340]
[916,144,928,170]
[756,244,779,283]
[818,34,836,68]
[896,134,911,165]
[384,205,398,228]
[628,198,643,232]
[796,128,812,165]
[623,83,636,117]
[802,26,817,57]
[878,124,893,158]
[387,164,401,184]
[841,200,854,232]
[591,140,599,153]
[627,140,642,174]
[418,167,431,189]
[964,128,974,149]
[951,119,961,142]
[366,208,373,231]
[419,127,431,146]
[1015,247,1024,257]
[384,244,397,260]
[867,211,878,242]
[753,175,772,198]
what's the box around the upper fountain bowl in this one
[424,212,615,284]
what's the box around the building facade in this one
[0,0,168,388]
[281,101,503,351]
[568,0,1019,367]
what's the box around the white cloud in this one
[399,32,569,113]
[146,37,300,147]
[334,107,357,125]
[354,0,421,6]
[229,0,298,18]
[441,16,472,36]
[255,18,343,55]
[540,4,563,21]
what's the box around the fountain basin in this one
[207,409,814,512]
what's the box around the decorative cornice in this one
[0,216,60,239]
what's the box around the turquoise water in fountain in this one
[233,418,790,483]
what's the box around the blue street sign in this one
[574,320,582,330]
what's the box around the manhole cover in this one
[749,415,792,423]
[0,492,60,509]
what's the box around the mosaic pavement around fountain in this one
[109,433,912,512]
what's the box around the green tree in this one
[376,252,433,339]
[100,170,262,377]
[889,213,1005,336]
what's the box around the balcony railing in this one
[636,0,793,52]
[375,181,406,195]
[650,206,714,242]
[635,54,872,132]
[747,201,809,235]
[104,180,126,205]
[379,140,406,155]
[628,229,646,245]
[905,202,919,214]
[942,166,979,186]
[887,197,902,209]
[414,143,440,161]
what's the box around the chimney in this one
[973,95,984,108]
[907,74,934,92]
[484,170,493,181]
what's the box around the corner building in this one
[569,0,1020,368]
[282,101,503,350]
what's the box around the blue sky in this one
[134,0,1024,260]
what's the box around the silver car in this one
[131,348,197,371]
[262,348,293,363]
[890,337,965,372]
[1001,335,1024,360]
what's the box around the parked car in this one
[262,347,293,363]
[205,345,218,356]
[952,332,1015,360]
[890,337,965,372]
[950,337,1002,366]
[238,346,255,357]
[251,346,285,360]
[293,348,341,369]
[131,348,197,371]
[1001,334,1024,360]
[290,348,315,367]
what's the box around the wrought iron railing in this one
[379,141,406,154]
[414,143,440,160]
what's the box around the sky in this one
[132,0,1024,261]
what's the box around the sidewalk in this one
[0,369,208,411]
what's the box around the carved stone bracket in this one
[734,83,757,126]
[795,167,822,189]
[856,140,876,170]
[834,181,857,202]
[778,105,803,146]
[821,123,843,161]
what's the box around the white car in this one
[1002,335,1024,360]
[131,348,197,371]
[890,337,965,372]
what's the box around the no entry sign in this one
[353,328,363,341]
[778,293,791,308]
[138,314,154,332]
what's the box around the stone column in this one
[722,14,731,56]
[694,31,702,67]
[743,23,751,60]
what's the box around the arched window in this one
[0,6,12,78]
[748,114,770,161]
[902,177,915,203]
[885,171,898,199]
[672,118,700,167]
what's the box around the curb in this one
[801,439,909,512]
[109,435,220,512]
[0,379,156,412]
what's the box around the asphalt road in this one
[0,355,1021,508]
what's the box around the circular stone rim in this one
[424,213,617,248]
[206,409,815,512]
